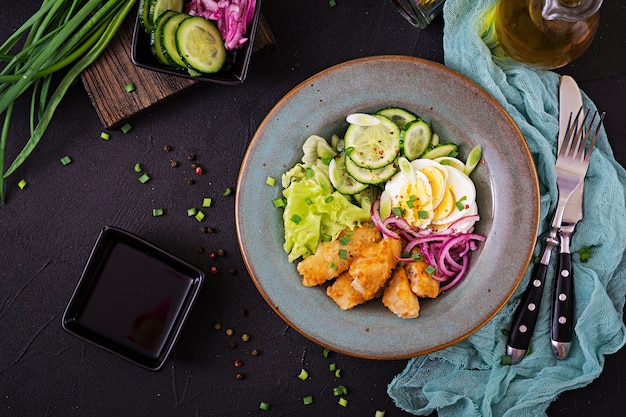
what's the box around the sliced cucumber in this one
[150,10,179,66]
[176,16,226,74]
[421,143,459,160]
[375,107,418,130]
[329,154,368,195]
[401,119,431,160]
[161,12,190,69]
[345,154,398,185]
[139,0,152,32]
[149,0,184,28]
[344,114,400,170]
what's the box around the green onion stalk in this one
[0,0,138,203]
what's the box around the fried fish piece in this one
[326,271,368,310]
[297,222,381,287]
[382,267,420,319]
[405,258,440,298]
[349,236,403,299]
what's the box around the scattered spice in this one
[217,248,226,256]
[210,266,219,275]
[209,251,217,259]
[201,226,215,234]
[195,166,204,175]
[186,178,195,185]
[225,328,234,336]
[213,323,222,330]
[187,153,196,161]
[235,372,244,380]
[241,333,250,342]
[170,160,179,167]
[195,245,204,253]
[163,145,172,152]
[251,349,260,356]
[234,359,243,368]
[239,308,247,316]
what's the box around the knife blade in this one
[551,75,583,359]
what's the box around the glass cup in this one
[392,0,446,29]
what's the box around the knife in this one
[551,75,583,359]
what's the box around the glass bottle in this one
[494,0,603,69]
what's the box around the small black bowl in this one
[131,1,262,85]
[62,226,204,371]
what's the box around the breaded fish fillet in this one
[382,267,420,319]
[405,258,440,298]
[349,236,403,299]
[326,271,367,310]
[297,222,381,287]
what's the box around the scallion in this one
[259,401,270,411]
[273,198,286,208]
[425,265,436,275]
[120,122,132,134]
[223,187,232,196]
[339,236,350,245]
[266,176,275,186]
[195,211,205,222]
[152,208,163,217]
[134,163,142,172]
[338,249,347,260]
[333,385,347,396]
[298,369,309,381]
[203,197,212,207]
[303,395,314,405]
[375,410,386,417]
[124,82,135,93]
[338,397,348,407]
[60,155,72,165]
[17,179,27,189]
[138,173,150,183]
[322,348,331,358]
[291,214,301,224]
[100,131,110,140]
[187,207,197,217]
[325,195,334,203]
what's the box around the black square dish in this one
[62,226,204,371]
[131,0,262,85]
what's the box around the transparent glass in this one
[495,0,603,69]
[392,0,446,29]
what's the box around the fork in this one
[505,108,605,364]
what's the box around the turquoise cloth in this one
[387,0,626,416]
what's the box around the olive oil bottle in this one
[495,0,602,69]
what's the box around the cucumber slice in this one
[150,10,179,66]
[149,0,184,28]
[344,114,400,170]
[176,16,226,74]
[345,154,398,185]
[463,144,482,176]
[139,0,152,32]
[161,13,189,69]
[421,143,459,160]
[329,154,368,195]
[401,119,432,160]
[375,107,418,130]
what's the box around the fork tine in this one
[559,107,585,159]
[583,111,606,163]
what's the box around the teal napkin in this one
[387,0,626,416]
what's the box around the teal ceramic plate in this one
[236,56,539,359]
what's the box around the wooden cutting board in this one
[81,14,275,129]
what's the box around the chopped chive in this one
[134,162,142,172]
[187,207,198,217]
[501,328,510,337]
[195,211,205,222]
[259,401,270,411]
[338,249,347,260]
[329,262,337,270]
[321,234,332,242]
[18,179,27,189]
[125,82,135,93]
[298,369,309,381]
[329,0,336,7]
[291,214,301,224]
[333,385,347,396]
[456,195,468,211]
[338,397,348,407]
[321,157,332,165]
[120,123,133,134]
[266,176,276,186]
[579,245,591,263]
[60,156,72,165]
[305,167,314,178]
[526,344,533,356]
[273,198,286,208]
[303,395,314,405]
[305,197,313,206]
[425,265,436,275]
[325,195,334,203]
[203,197,212,207]
[391,206,404,216]
[412,253,422,261]
[152,208,164,217]
[329,363,336,372]
[375,411,386,417]
[138,173,150,183]
[335,369,341,378]
[344,230,354,236]
[417,210,429,219]
[322,348,331,358]
[223,187,232,196]
[339,236,350,245]
[100,131,110,140]
[407,199,414,209]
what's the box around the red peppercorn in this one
[195,166,204,175]
[234,359,243,368]
[210,266,219,275]
[209,251,217,259]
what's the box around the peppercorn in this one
[235,372,244,380]
[229,268,237,276]
[241,333,250,342]
[251,349,260,356]
[210,266,219,275]
[170,161,179,168]
[191,163,198,169]
[187,153,196,161]
[187,178,195,185]
[226,328,234,336]
[195,166,204,175]
[239,309,248,317]
[195,245,204,253]
[234,359,243,368]
[209,251,217,259]
[214,323,222,330]
[163,145,171,152]
[217,248,226,257]
[229,341,237,349]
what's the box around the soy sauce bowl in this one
[62,226,204,371]
[130,0,262,85]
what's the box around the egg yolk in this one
[392,179,433,228]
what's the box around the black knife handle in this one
[551,252,574,343]
[507,262,548,351]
